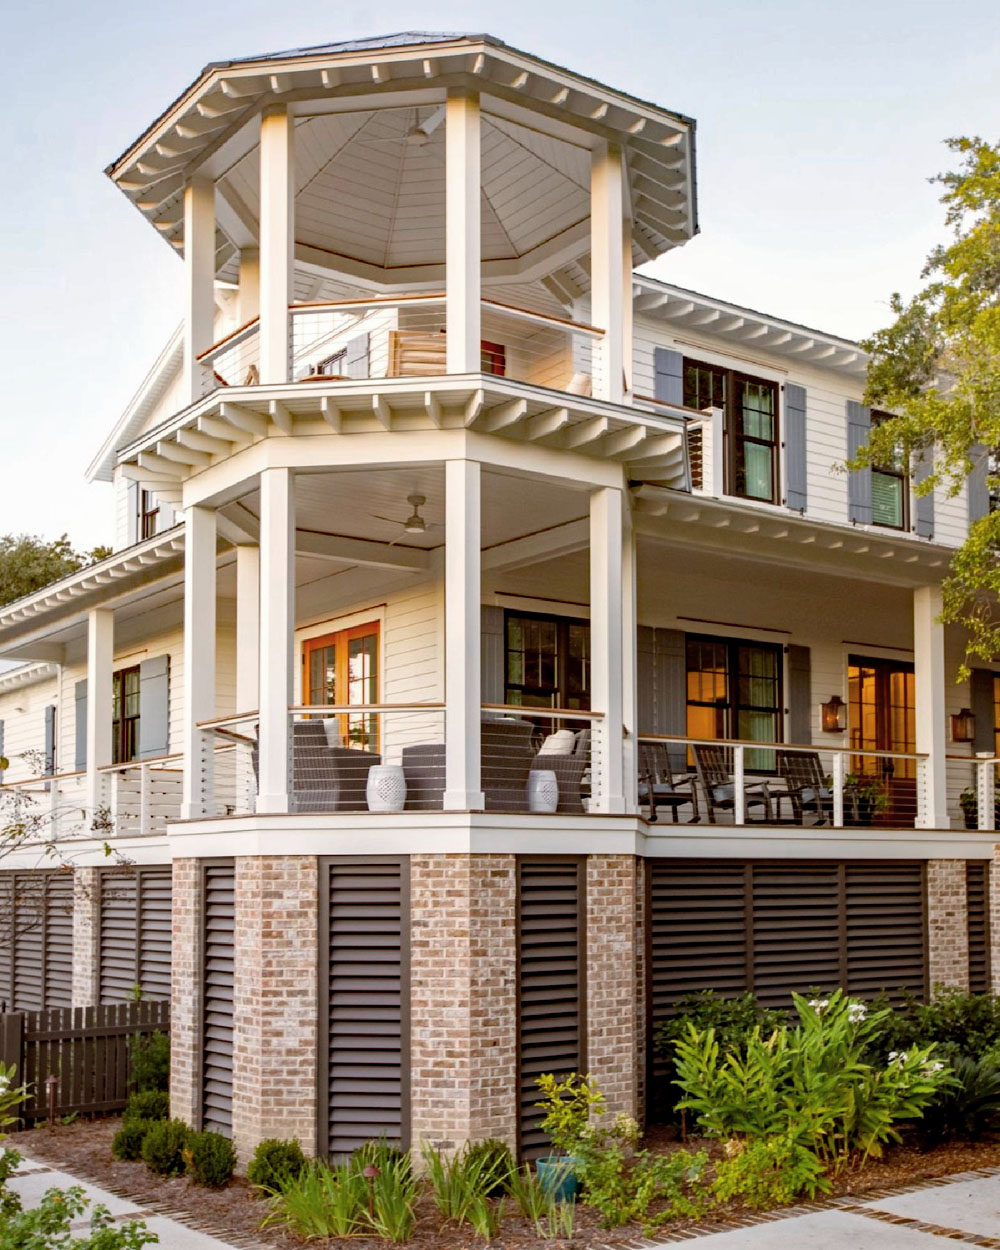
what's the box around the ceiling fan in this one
[360,106,446,148]
[370,494,442,544]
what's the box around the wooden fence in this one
[0,1000,170,1123]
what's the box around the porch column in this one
[235,544,260,813]
[590,141,627,404]
[444,459,484,810]
[85,609,114,816]
[257,468,295,813]
[182,176,216,405]
[914,584,949,828]
[445,90,481,374]
[590,486,626,813]
[621,501,639,813]
[180,506,216,819]
[259,105,294,385]
[238,247,261,325]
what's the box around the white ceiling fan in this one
[370,494,442,544]
[360,106,447,148]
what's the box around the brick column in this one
[170,859,203,1128]
[231,856,319,1165]
[586,855,643,1123]
[927,859,969,993]
[71,867,101,1007]
[410,854,517,1152]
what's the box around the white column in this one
[238,247,261,324]
[257,468,295,813]
[444,459,484,810]
[914,584,949,828]
[590,142,626,404]
[182,176,216,405]
[445,90,481,374]
[259,105,294,384]
[181,506,216,819]
[621,499,638,813]
[85,609,114,815]
[590,486,626,813]
[235,544,260,713]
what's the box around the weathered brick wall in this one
[231,856,319,1165]
[410,854,517,1152]
[586,855,642,1122]
[71,866,101,1007]
[927,859,970,993]
[169,859,202,1128]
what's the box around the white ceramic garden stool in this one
[367,764,407,813]
[527,769,559,814]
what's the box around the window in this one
[870,412,909,531]
[112,666,140,765]
[686,635,782,768]
[317,349,347,377]
[847,657,915,780]
[683,358,779,504]
[504,612,590,711]
[303,622,379,751]
[480,340,506,376]
[139,491,159,541]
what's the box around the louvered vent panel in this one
[0,876,13,1012]
[138,867,173,1001]
[100,870,138,1003]
[202,862,235,1137]
[751,864,842,1008]
[324,859,408,1159]
[967,862,991,996]
[844,863,926,1001]
[13,875,46,1010]
[44,872,74,1008]
[518,859,584,1158]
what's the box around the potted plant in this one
[844,772,890,825]
[960,786,978,830]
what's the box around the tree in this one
[859,136,1000,673]
[0,534,112,608]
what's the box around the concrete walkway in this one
[8,1151,255,1249]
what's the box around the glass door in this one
[304,622,379,751]
[848,656,916,824]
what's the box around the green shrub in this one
[262,1161,366,1237]
[353,1136,409,1176]
[140,1118,191,1176]
[112,1119,154,1162]
[918,1052,1000,1143]
[247,1137,307,1194]
[130,1030,170,1093]
[464,1138,514,1196]
[185,1130,237,1188]
[869,989,1000,1060]
[421,1141,510,1223]
[713,1136,830,1208]
[124,1089,169,1124]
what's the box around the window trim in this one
[112,664,141,766]
[503,609,591,712]
[869,410,910,532]
[685,633,785,748]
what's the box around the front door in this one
[303,623,379,751]
[847,656,916,825]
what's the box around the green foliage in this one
[0,1185,157,1249]
[247,1138,306,1194]
[353,1137,409,1176]
[508,1164,555,1229]
[673,991,951,1167]
[129,1032,169,1094]
[421,1141,512,1223]
[184,1131,237,1189]
[918,1052,1000,1143]
[0,534,110,609]
[463,1138,514,1196]
[140,1119,191,1177]
[365,1154,419,1243]
[712,1136,830,1208]
[123,1091,168,1124]
[467,1194,505,1239]
[536,1071,607,1155]
[111,1120,154,1163]
[870,988,1000,1058]
[262,1162,367,1238]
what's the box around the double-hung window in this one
[682,358,780,504]
[139,490,159,541]
[504,612,590,711]
[686,635,783,768]
[870,411,909,530]
[112,666,141,765]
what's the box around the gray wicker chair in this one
[252,720,381,813]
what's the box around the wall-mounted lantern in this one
[821,695,847,733]
[951,707,976,744]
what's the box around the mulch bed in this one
[12,1118,1000,1249]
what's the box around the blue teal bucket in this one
[535,1156,581,1202]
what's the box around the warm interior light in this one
[951,707,976,744]
[821,695,846,733]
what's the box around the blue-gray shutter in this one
[787,645,812,744]
[75,680,88,771]
[138,655,170,760]
[847,401,872,525]
[43,705,55,777]
[344,333,370,380]
[655,628,687,735]
[481,606,504,705]
[970,668,996,755]
[126,481,140,546]
[637,627,656,733]
[653,347,684,408]
[913,446,934,538]
[969,444,990,525]
[784,384,807,513]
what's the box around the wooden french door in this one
[303,622,380,751]
[847,656,916,825]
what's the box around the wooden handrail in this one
[636,731,926,761]
[196,315,260,362]
[482,703,605,720]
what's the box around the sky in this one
[1,0,999,551]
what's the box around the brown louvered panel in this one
[844,863,926,1001]
[100,869,138,1002]
[0,875,14,1011]
[202,861,235,1137]
[323,859,409,1159]
[751,864,842,1008]
[138,867,172,1001]
[967,862,991,995]
[517,858,584,1159]
[13,875,46,1010]
[43,873,73,1008]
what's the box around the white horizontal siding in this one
[0,676,59,783]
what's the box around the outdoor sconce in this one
[821,695,847,733]
[951,707,976,743]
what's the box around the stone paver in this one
[860,1174,1000,1241]
[646,1208,950,1247]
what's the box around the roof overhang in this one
[0,662,58,694]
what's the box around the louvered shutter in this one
[43,706,55,777]
[344,333,370,380]
[481,606,505,705]
[784,384,808,513]
[967,862,991,995]
[44,872,73,1007]
[13,874,45,1009]
[847,401,872,524]
[913,447,935,538]
[969,444,991,525]
[970,669,996,755]
[323,858,409,1158]
[100,869,138,1002]
[751,864,842,1007]
[138,867,173,1000]
[637,627,656,733]
[845,862,926,1000]
[517,858,585,1157]
[202,861,235,1136]
[126,481,140,546]
[137,656,170,760]
[787,645,812,744]
[655,629,687,735]
[75,680,88,772]
[0,876,13,1011]
[653,348,684,407]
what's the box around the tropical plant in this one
[918,1052,1000,1142]
[247,1137,307,1194]
[262,1162,367,1237]
[185,1130,237,1188]
[140,1119,191,1177]
[712,1135,829,1207]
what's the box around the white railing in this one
[97,756,186,838]
[0,769,89,841]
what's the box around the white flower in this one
[808,998,830,1014]
[924,1060,945,1074]
[888,1050,907,1067]
[847,1002,868,1024]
